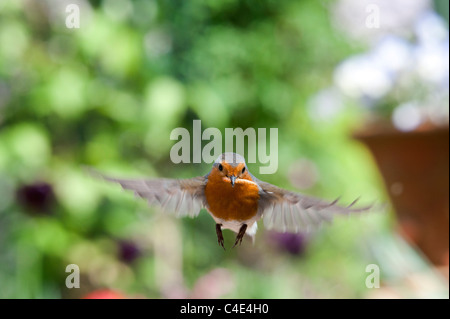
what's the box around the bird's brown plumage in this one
[204,163,260,222]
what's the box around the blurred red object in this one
[82,289,126,299]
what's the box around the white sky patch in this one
[392,102,423,131]
[334,54,393,100]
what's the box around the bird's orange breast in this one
[205,174,260,221]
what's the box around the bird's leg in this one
[216,224,225,250]
[233,224,247,248]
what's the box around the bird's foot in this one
[233,224,247,248]
[216,224,225,250]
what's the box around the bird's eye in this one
[242,167,246,174]
[218,164,223,171]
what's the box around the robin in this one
[92,152,373,249]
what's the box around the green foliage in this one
[0,0,387,298]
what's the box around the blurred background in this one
[0,0,448,299]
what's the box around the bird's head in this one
[211,153,251,187]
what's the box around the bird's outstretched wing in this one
[256,180,374,233]
[89,169,208,218]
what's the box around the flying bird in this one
[91,153,373,249]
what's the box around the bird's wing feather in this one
[256,180,373,233]
[90,169,208,218]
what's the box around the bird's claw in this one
[216,224,225,250]
[218,237,225,250]
[232,224,247,248]
[232,237,243,248]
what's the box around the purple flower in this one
[269,232,308,256]
[118,240,141,263]
[16,182,55,215]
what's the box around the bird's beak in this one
[230,176,236,187]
